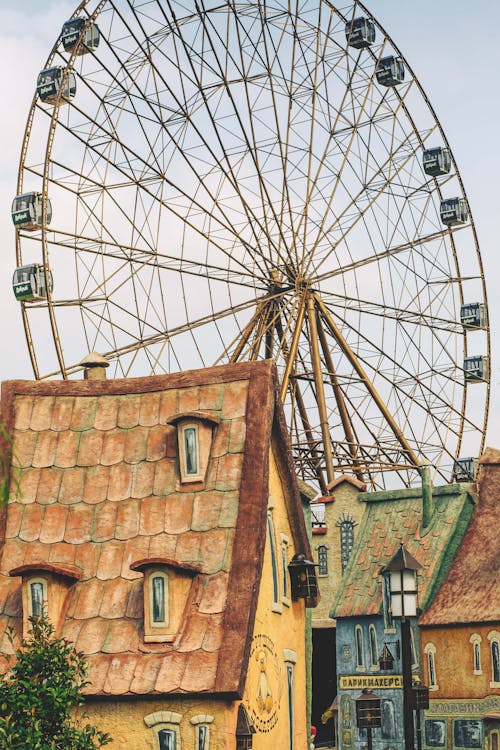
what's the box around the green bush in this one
[0,615,111,748]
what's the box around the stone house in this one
[330,480,476,750]
[419,448,500,750]
[0,359,317,750]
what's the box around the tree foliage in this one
[0,615,111,749]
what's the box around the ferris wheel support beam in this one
[280,292,308,403]
[315,311,364,484]
[307,294,335,485]
[314,293,420,470]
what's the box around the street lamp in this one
[381,544,422,750]
[355,689,381,750]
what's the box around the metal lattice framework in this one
[15,0,489,491]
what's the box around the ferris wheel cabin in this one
[11,192,52,231]
[423,147,451,177]
[61,18,100,54]
[440,197,468,226]
[12,265,53,302]
[345,17,376,49]
[37,66,76,104]
[376,56,405,87]
[461,302,486,329]
[463,355,488,383]
[453,457,478,482]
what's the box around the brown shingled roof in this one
[0,361,311,698]
[419,447,500,627]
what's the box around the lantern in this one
[236,704,255,750]
[412,684,430,711]
[288,553,319,607]
[381,544,422,618]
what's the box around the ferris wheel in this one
[13,0,489,491]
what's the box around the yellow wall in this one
[421,626,500,699]
[240,444,308,749]
[80,697,237,749]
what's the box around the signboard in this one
[339,675,403,690]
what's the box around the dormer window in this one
[131,558,201,643]
[28,578,46,619]
[167,411,219,487]
[8,563,81,637]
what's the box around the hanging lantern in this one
[380,544,422,618]
[236,704,255,750]
[355,689,382,729]
[288,553,319,606]
[379,643,395,671]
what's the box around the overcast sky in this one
[1,1,499,450]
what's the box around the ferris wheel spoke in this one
[319,290,461,333]
[313,225,467,286]
[319,294,475,439]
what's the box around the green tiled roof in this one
[330,483,475,619]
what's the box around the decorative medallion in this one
[244,634,283,733]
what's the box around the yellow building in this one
[0,359,317,749]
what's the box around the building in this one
[0,358,318,749]
[330,479,476,750]
[419,448,500,750]
[310,476,367,747]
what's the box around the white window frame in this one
[469,633,483,675]
[355,625,365,671]
[180,423,202,481]
[369,624,379,671]
[284,650,297,750]
[190,714,214,750]
[144,711,182,750]
[27,577,48,619]
[280,533,291,606]
[267,501,281,613]
[424,643,439,691]
[488,631,500,687]
[149,571,169,628]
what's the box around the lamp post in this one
[381,544,422,750]
[355,689,381,750]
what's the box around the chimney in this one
[78,352,109,381]
[420,464,433,531]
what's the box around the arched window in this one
[488,632,500,686]
[369,625,378,669]
[190,714,214,750]
[144,710,182,750]
[425,643,438,690]
[355,625,365,669]
[280,534,290,603]
[339,519,355,572]
[317,545,328,576]
[470,634,482,675]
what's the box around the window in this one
[470,634,482,674]
[190,714,214,750]
[287,665,294,750]
[425,643,438,690]
[131,559,200,643]
[267,510,280,610]
[355,625,364,669]
[144,711,182,750]
[317,545,328,576]
[9,563,81,638]
[150,572,169,626]
[381,699,396,739]
[425,720,446,748]
[382,574,394,630]
[369,625,378,670]
[339,518,355,572]
[167,412,219,486]
[280,534,290,604]
[28,578,46,618]
[183,426,198,475]
[488,631,500,686]
[159,729,176,750]
[454,720,482,749]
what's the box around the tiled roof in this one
[419,447,500,626]
[330,483,475,619]
[0,361,311,698]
